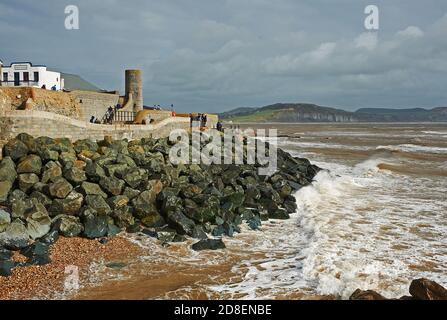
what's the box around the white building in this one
[0,61,64,90]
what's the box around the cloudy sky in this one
[1,0,447,112]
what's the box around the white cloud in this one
[396,26,424,38]
[2,0,447,111]
[355,32,378,50]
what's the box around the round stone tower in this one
[125,69,143,112]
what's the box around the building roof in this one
[60,73,102,92]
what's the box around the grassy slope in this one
[222,109,281,122]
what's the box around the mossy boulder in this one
[49,178,73,199]
[3,139,28,161]
[0,157,17,184]
[17,155,42,175]
[0,180,13,203]
[99,176,125,196]
[18,173,40,193]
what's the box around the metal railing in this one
[100,108,136,124]
[114,110,136,123]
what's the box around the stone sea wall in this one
[0,110,190,146]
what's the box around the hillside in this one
[219,103,447,122]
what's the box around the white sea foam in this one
[422,131,447,135]
[293,159,447,298]
[283,140,371,151]
[376,144,447,154]
[208,153,447,299]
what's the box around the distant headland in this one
[219,103,447,123]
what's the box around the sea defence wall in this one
[0,110,190,143]
[0,87,120,122]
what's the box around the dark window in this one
[2,73,7,82]
[34,72,39,82]
[23,72,29,82]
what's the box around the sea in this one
[71,122,447,300]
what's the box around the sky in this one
[1,0,447,113]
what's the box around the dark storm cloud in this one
[1,0,447,112]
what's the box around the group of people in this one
[89,116,101,124]
[104,106,116,124]
[189,113,208,128]
[90,106,117,124]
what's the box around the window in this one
[23,72,29,82]
[34,72,39,82]
[2,73,7,82]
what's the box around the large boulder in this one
[74,139,99,153]
[59,151,77,167]
[9,190,33,219]
[16,133,37,154]
[221,192,245,211]
[0,209,11,232]
[25,201,52,239]
[18,173,40,193]
[268,209,290,220]
[99,176,125,196]
[82,212,109,239]
[84,195,111,215]
[16,154,42,174]
[20,241,51,265]
[0,157,17,184]
[49,178,73,199]
[49,190,84,216]
[30,191,52,208]
[3,138,28,161]
[112,206,135,229]
[104,163,129,178]
[63,167,87,185]
[167,210,195,235]
[123,187,141,200]
[38,149,59,162]
[191,239,226,251]
[349,289,388,300]
[123,168,148,189]
[41,164,63,184]
[53,215,83,237]
[0,180,12,203]
[186,196,219,224]
[0,260,15,277]
[131,189,158,219]
[80,181,107,198]
[409,278,447,300]
[85,162,106,182]
[0,220,30,249]
[141,212,166,228]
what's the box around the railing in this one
[100,109,136,124]
[0,80,39,87]
[114,110,136,123]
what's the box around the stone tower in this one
[125,69,143,112]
